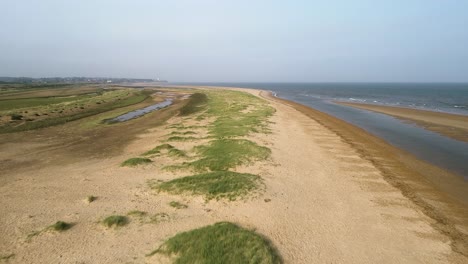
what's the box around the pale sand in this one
[337,102,468,142]
[0,88,466,263]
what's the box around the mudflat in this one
[0,87,466,263]
[337,101,468,142]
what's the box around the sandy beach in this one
[337,102,468,143]
[0,87,467,263]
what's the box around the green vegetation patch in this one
[143,143,174,156]
[148,222,280,264]
[179,93,208,116]
[205,90,275,138]
[102,215,128,228]
[152,171,262,201]
[121,157,152,167]
[188,139,271,171]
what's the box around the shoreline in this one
[335,101,468,143]
[256,90,468,257]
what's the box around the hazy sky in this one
[1,0,467,82]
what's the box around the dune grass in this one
[121,157,152,167]
[167,91,273,172]
[143,143,174,156]
[150,213,170,224]
[154,90,273,201]
[0,253,15,261]
[205,91,274,138]
[168,131,197,136]
[102,215,128,228]
[167,136,199,142]
[168,148,187,158]
[151,171,262,201]
[86,195,97,203]
[148,222,281,264]
[169,201,188,209]
[49,221,73,232]
[143,144,186,158]
[127,210,147,217]
[187,139,271,172]
[26,220,73,240]
[179,93,208,116]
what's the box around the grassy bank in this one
[0,86,151,133]
[149,222,281,264]
[151,171,262,201]
[144,89,274,200]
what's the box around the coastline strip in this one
[258,90,468,257]
[336,101,468,143]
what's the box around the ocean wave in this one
[348,98,367,102]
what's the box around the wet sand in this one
[337,102,468,142]
[0,87,467,263]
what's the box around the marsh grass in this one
[102,215,128,228]
[169,201,188,209]
[121,157,152,167]
[188,139,271,171]
[0,90,150,133]
[148,222,281,264]
[151,171,262,201]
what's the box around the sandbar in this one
[337,101,468,142]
